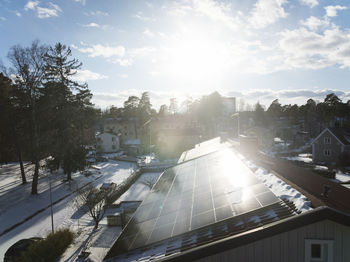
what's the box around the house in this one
[312,127,350,165]
[122,138,143,156]
[104,140,350,262]
[245,126,274,149]
[221,96,236,116]
[103,118,139,143]
[96,132,120,153]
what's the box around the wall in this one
[195,220,350,262]
[96,133,120,153]
[313,130,343,164]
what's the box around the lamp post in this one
[232,112,240,137]
[49,173,54,233]
[142,119,152,154]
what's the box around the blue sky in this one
[1,0,350,110]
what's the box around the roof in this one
[161,206,350,262]
[158,128,200,137]
[123,139,141,145]
[104,205,350,262]
[178,137,224,163]
[312,127,350,146]
[328,127,350,145]
[104,145,296,261]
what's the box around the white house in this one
[96,132,120,153]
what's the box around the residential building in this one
[221,96,236,116]
[312,127,350,165]
[104,139,350,262]
[103,118,139,143]
[96,132,120,153]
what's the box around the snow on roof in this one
[241,158,312,213]
[123,139,141,145]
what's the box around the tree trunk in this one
[30,99,41,195]
[18,149,26,184]
[31,159,39,194]
[12,125,26,184]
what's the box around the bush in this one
[19,229,74,262]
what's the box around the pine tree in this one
[43,43,92,180]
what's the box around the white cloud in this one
[15,11,22,17]
[300,16,329,31]
[143,28,154,37]
[250,0,288,29]
[226,88,350,107]
[24,1,62,19]
[113,58,133,66]
[133,12,155,21]
[83,22,100,28]
[74,0,86,6]
[85,10,109,16]
[24,1,39,10]
[299,0,318,8]
[74,44,126,58]
[118,74,128,78]
[325,5,347,17]
[279,27,350,69]
[72,69,108,82]
[167,0,240,30]
[0,17,6,21]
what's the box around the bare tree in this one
[75,185,110,229]
[7,40,48,194]
[141,176,157,189]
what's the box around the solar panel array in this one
[111,148,280,255]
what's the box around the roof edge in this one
[161,206,350,262]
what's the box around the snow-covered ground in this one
[116,172,162,203]
[237,154,312,213]
[282,153,313,163]
[0,160,136,260]
[334,170,350,183]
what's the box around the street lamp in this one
[231,112,240,137]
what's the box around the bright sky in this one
[1,0,350,109]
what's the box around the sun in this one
[160,20,230,86]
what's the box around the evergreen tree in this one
[0,73,28,183]
[43,43,92,180]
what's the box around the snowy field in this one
[0,160,136,260]
[282,153,313,164]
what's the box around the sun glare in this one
[161,21,230,86]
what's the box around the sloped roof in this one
[312,127,350,145]
[328,127,350,145]
[104,146,296,261]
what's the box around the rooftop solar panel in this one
[109,147,281,256]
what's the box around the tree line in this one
[0,41,98,194]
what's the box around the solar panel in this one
[111,147,280,255]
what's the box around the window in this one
[305,239,333,262]
[324,137,331,144]
[324,149,331,156]
[112,137,115,141]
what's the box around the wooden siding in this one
[313,130,343,164]
[194,220,350,262]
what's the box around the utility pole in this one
[232,113,240,137]
[49,174,54,233]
